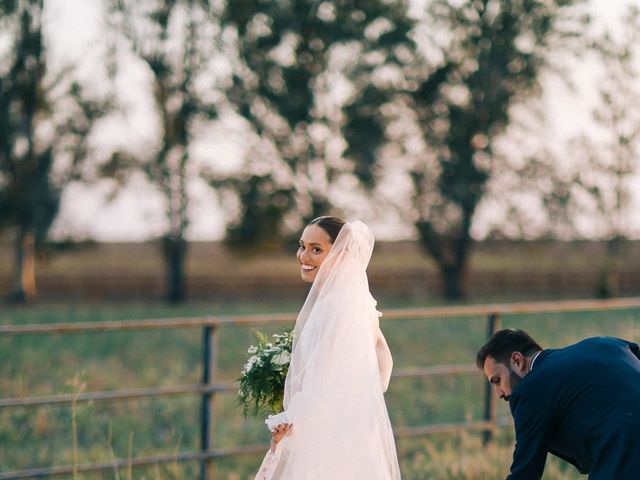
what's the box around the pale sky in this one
[41,0,640,241]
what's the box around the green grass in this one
[1,301,639,479]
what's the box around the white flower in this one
[250,354,261,364]
[243,354,264,374]
[271,351,290,366]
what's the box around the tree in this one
[343,0,589,299]
[0,0,110,302]
[570,5,640,297]
[215,0,414,247]
[107,0,219,302]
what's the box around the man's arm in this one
[507,392,552,480]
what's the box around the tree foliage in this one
[569,5,640,296]
[107,0,220,302]
[343,0,589,298]
[216,0,414,247]
[575,6,640,240]
[0,0,110,301]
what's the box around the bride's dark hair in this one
[308,216,345,243]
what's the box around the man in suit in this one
[476,328,640,479]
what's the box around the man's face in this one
[483,355,525,401]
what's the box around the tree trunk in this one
[163,236,186,304]
[596,239,621,298]
[11,229,37,303]
[440,264,465,300]
[416,220,470,301]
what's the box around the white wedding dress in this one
[255,221,401,479]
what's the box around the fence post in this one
[482,312,501,445]
[200,325,218,480]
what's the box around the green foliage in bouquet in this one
[237,329,293,417]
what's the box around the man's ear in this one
[510,352,526,372]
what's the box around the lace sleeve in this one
[265,411,289,431]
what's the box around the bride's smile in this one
[296,224,333,283]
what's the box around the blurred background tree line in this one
[0,0,639,303]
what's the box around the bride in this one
[256,217,401,479]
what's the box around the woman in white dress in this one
[256,217,401,479]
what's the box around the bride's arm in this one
[266,298,387,433]
[376,328,393,392]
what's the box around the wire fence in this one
[2,297,640,479]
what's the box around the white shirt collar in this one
[529,351,542,371]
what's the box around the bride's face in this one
[297,225,333,283]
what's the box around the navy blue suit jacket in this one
[507,337,640,479]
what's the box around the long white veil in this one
[259,221,400,479]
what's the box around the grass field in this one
[2,299,640,479]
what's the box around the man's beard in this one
[504,369,522,401]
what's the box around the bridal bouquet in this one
[237,329,293,417]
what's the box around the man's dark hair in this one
[308,216,345,243]
[476,329,543,369]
